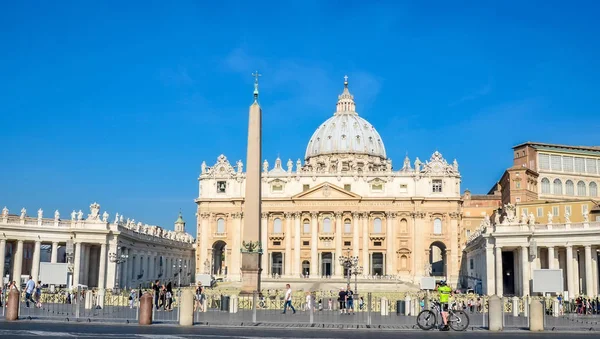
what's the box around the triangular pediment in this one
[292,182,362,200]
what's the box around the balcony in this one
[269,233,285,241]
[213,232,227,238]
[369,233,385,241]
[318,233,334,241]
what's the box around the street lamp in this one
[173,259,187,290]
[109,250,129,293]
[351,266,363,295]
[338,248,359,289]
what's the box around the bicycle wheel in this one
[416,310,437,330]
[448,310,470,331]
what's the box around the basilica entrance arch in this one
[212,241,227,276]
[429,241,447,277]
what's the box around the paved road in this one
[0,321,599,339]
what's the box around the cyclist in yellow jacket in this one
[437,280,452,331]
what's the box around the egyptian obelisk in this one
[240,71,263,294]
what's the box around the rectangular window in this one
[303,184,310,192]
[550,155,562,171]
[303,222,310,234]
[516,182,521,189]
[537,207,543,217]
[302,241,309,246]
[538,154,550,170]
[273,241,281,246]
[371,183,383,191]
[217,181,227,193]
[574,157,585,173]
[344,222,351,233]
[272,183,283,192]
[466,230,471,237]
[563,156,574,172]
[586,158,597,174]
[582,204,589,214]
[432,179,442,193]
[399,184,408,193]
[374,241,382,246]
[344,184,351,191]
[552,206,559,217]
[470,259,474,270]
[344,241,351,247]
[516,197,521,203]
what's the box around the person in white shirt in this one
[25,276,36,308]
[282,284,296,314]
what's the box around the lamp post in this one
[338,248,359,289]
[351,265,363,295]
[109,250,129,293]
[173,259,187,290]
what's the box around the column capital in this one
[261,212,269,219]
[17,239,24,244]
[360,212,369,219]
[200,212,211,219]
[385,211,396,218]
[293,212,302,219]
[310,211,319,218]
[334,212,343,219]
[232,212,243,219]
[284,212,293,219]
[352,212,360,218]
[585,244,592,250]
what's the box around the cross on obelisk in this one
[240,71,263,294]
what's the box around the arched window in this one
[553,179,562,195]
[323,217,332,233]
[541,178,550,194]
[344,219,351,233]
[577,181,586,196]
[433,218,442,235]
[401,255,408,269]
[273,218,282,233]
[565,180,575,195]
[217,218,225,234]
[590,182,598,197]
[373,218,382,233]
[303,219,310,233]
[400,218,408,233]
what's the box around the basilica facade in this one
[196,79,463,286]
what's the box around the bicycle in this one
[417,301,470,331]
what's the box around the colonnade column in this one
[12,240,23,284]
[385,212,394,276]
[284,212,292,277]
[98,243,107,290]
[51,242,58,263]
[293,213,301,277]
[31,241,41,281]
[334,212,343,278]
[73,242,81,287]
[361,213,370,275]
[521,246,530,296]
[592,248,598,297]
[485,244,495,295]
[231,212,242,280]
[199,213,210,274]
[0,240,5,281]
[310,212,318,278]
[566,245,574,300]
[261,212,269,277]
[352,213,360,258]
[585,245,593,296]
[548,247,555,269]
[495,246,503,297]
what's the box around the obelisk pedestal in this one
[240,72,263,295]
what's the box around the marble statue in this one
[119,215,124,223]
[564,211,571,224]
[583,212,589,223]
[37,209,43,220]
[494,213,501,226]
[521,210,528,224]
[482,213,491,227]
[54,210,60,221]
[414,157,422,172]
[1,207,8,218]
[201,161,207,174]
[528,213,535,225]
[402,155,411,171]
[71,210,77,221]
[453,159,459,171]
[287,159,293,173]
[89,202,100,220]
[263,159,269,173]
[77,210,83,221]
[236,160,243,173]
[102,211,109,222]
[547,212,553,224]
[296,159,302,172]
[20,208,26,219]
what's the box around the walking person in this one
[338,287,347,314]
[24,276,36,308]
[166,282,173,311]
[282,284,296,314]
[128,289,136,308]
[345,285,355,315]
[194,283,204,312]
[153,280,161,310]
[34,281,42,308]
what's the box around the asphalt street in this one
[0,321,598,339]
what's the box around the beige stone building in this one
[196,78,463,286]
[460,190,502,246]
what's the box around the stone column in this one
[284,213,292,277]
[73,242,82,287]
[485,245,495,295]
[362,213,370,275]
[385,212,394,276]
[199,213,210,274]
[98,243,107,290]
[231,213,242,281]
[12,240,24,284]
[548,247,555,269]
[585,245,593,296]
[83,244,91,286]
[352,213,360,258]
[31,241,41,281]
[495,246,503,296]
[521,246,530,296]
[413,213,425,278]
[310,212,318,278]
[566,246,574,300]
[0,239,6,281]
[51,242,58,263]
[449,215,459,283]
[293,213,301,277]
[260,213,268,277]
[592,248,598,297]
[334,212,343,278]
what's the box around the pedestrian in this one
[166,282,173,311]
[359,296,364,310]
[35,281,42,308]
[345,285,355,315]
[195,283,204,312]
[305,291,312,311]
[338,287,347,314]
[282,284,296,314]
[129,289,136,308]
[153,280,161,310]
[24,275,36,308]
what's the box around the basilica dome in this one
[305,78,387,161]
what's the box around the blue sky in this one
[1,1,599,232]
